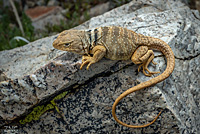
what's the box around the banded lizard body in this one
[53,26,175,128]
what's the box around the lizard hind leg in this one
[132,46,160,77]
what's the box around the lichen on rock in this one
[19,91,68,124]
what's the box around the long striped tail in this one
[112,36,175,128]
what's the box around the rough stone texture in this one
[88,2,111,17]
[0,0,200,133]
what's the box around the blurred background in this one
[0,0,199,51]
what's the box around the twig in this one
[9,0,25,36]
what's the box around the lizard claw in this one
[80,56,95,70]
[138,62,160,77]
[143,67,160,77]
[82,55,91,62]
[152,61,158,65]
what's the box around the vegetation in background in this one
[0,2,34,51]
[46,0,132,33]
[45,0,104,33]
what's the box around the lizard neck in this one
[84,28,102,55]
[82,30,92,55]
[78,31,89,55]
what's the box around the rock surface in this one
[0,0,200,133]
[25,6,66,31]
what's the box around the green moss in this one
[19,91,68,125]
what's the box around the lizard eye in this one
[64,43,70,47]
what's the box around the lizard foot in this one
[132,46,160,77]
[138,62,160,77]
[80,55,96,70]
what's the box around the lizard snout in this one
[52,38,59,48]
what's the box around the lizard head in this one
[53,30,85,54]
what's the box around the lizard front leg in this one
[132,46,160,77]
[80,45,106,70]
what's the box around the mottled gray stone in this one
[0,0,200,133]
[88,2,111,17]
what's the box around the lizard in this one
[52,26,175,128]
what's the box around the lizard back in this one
[85,26,138,60]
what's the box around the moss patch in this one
[19,91,68,124]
